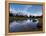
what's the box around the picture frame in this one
[5,0,45,36]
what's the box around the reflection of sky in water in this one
[10,19,39,32]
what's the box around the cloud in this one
[10,8,17,14]
[10,5,42,16]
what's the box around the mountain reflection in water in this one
[10,19,39,32]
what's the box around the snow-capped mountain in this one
[10,8,42,17]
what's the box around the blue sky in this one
[10,3,42,16]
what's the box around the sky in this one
[10,3,43,16]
